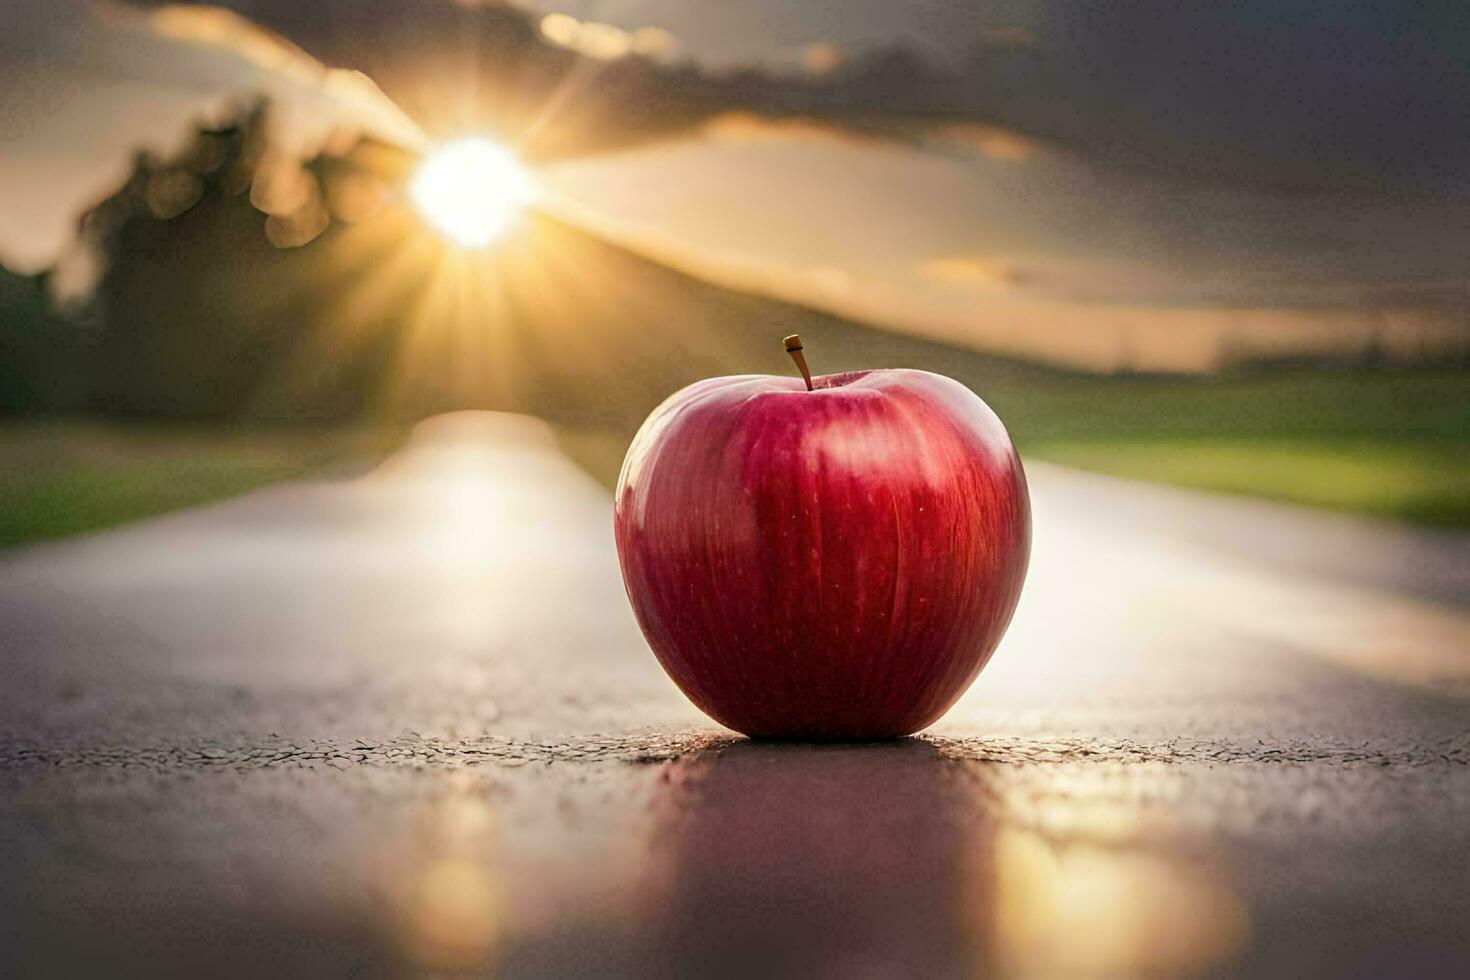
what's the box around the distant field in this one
[0,369,1464,549]
[987,369,1469,527]
[1028,437,1467,526]
[0,421,403,548]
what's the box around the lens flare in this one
[410,138,537,248]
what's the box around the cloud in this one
[914,255,1027,291]
[928,124,1037,162]
[695,110,1039,172]
[0,0,424,271]
[802,41,843,77]
[129,4,424,151]
[806,264,852,296]
[539,13,679,62]
[632,27,678,59]
[701,112,881,147]
[975,25,1036,50]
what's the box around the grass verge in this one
[0,419,404,548]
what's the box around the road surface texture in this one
[2,412,1468,978]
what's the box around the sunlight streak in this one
[410,138,537,248]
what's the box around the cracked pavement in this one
[2,411,1468,978]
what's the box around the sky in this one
[2,1,1466,368]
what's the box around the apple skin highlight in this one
[614,367,1031,739]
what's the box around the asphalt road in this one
[1,412,1468,978]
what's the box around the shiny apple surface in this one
[614,369,1030,738]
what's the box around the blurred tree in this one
[0,266,50,412]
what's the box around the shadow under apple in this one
[638,738,997,978]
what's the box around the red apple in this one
[614,343,1030,738]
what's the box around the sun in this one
[410,138,538,248]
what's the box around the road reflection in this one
[643,742,1247,978]
[984,825,1247,977]
[395,779,505,973]
[644,740,973,977]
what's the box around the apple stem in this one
[784,334,814,391]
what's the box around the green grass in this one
[1026,437,1469,526]
[980,370,1468,445]
[0,420,404,548]
[973,369,1470,526]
